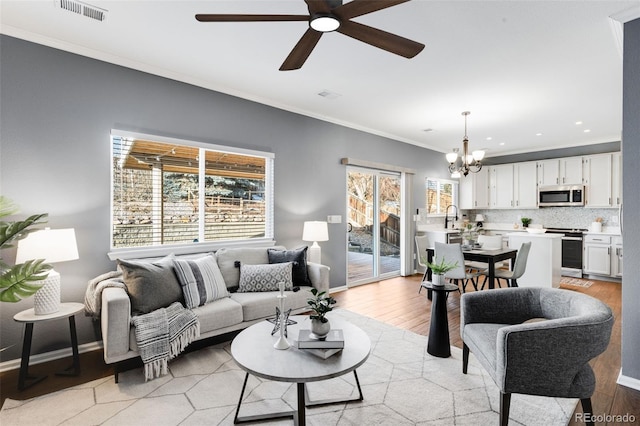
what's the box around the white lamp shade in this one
[302,221,329,242]
[451,171,461,179]
[472,150,485,161]
[16,228,79,264]
[475,214,485,222]
[445,152,458,163]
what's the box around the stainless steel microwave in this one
[538,185,585,207]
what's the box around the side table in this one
[421,282,458,358]
[13,302,84,390]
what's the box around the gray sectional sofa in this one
[100,246,330,368]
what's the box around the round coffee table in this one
[231,314,371,426]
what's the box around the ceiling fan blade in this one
[337,20,424,58]
[280,29,323,71]
[304,0,332,15]
[334,0,410,20]
[196,14,309,22]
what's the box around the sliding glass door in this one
[347,168,401,285]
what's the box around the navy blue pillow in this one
[267,247,311,286]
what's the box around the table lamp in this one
[475,214,485,228]
[15,228,79,315]
[302,221,329,264]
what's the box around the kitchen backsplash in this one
[465,207,620,230]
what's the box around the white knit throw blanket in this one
[131,302,200,381]
[84,271,126,319]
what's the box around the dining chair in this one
[415,235,430,293]
[434,242,483,293]
[465,235,504,272]
[485,241,532,288]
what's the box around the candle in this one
[279,281,284,295]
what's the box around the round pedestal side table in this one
[421,282,459,358]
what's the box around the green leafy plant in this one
[521,217,532,227]
[307,288,337,323]
[426,256,459,275]
[461,223,483,242]
[0,196,52,302]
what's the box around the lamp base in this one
[308,242,321,264]
[34,270,61,315]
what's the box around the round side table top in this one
[231,314,371,383]
[13,302,85,323]
[420,282,459,292]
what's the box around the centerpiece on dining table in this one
[461,222,484,249]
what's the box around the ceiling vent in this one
[55,0,107,22]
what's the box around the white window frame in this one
[426,177,458,217]
[108,130,275,260]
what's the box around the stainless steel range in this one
[545,228,587,278]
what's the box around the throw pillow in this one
[117,255,184,315]
[173,254,229,309]
[267,246,311,286]
[238,262,294,292]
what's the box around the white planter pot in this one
[432,274,445,287]
[310,318,331,339]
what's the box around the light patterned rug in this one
[0,309,578,425]
[560,277,594,288]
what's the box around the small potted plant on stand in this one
[426,257,458,287]
[307,288,337,339]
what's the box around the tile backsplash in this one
[465,207,621,230]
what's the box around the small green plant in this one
[0,196,52,303]
[307,288,337,323]
[521,217,532,227]
[426,256,459,275]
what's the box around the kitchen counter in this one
[506,232,563,239]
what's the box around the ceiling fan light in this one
[310,14,340,32]
[472,150,485,161]
[446,152,458,163]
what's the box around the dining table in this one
[425,246,518,290]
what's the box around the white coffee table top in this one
[231,315,371,383]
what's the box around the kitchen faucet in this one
[444,205,458,230]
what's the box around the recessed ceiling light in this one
[499,142,505,146]
[486,137,492,141]
[584,129,591,133]
[536,133,543,136]
[575,121,583,125]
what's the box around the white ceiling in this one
[2,1,639,157]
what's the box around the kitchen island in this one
[507,232,563,288]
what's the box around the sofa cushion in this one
[190,296,244,335]
[173,254,229,309]
[230,285,313,321]
[268,246,311,286]
[215,246,286,291]
[117,255,183,315]
[238,262,293,292]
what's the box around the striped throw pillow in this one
[173,254,229,309]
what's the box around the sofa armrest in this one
[307,261,330,293]
[101,287,132,363]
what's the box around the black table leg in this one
[427,289,451,357]
[57,316,81,376]
[18,323,47,391]
[234,372,296,424]
[297,383,306,426]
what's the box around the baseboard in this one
[329,285,348,293]
[0,341,103,373]
[617,369,640,391]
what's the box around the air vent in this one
[56,0,107,22]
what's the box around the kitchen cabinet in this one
[611,236,623,278]
[583,154,612,207]
[612,152,622,207]
[583,234,611,276]
[489,165,514,209]
[513,161,538,208]
[537,157,583,187]
[459,167,489,209]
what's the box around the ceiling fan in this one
[196,0,425,71]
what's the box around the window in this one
[426,178,457,215]
[111,131,273,253]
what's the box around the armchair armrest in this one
[101,287,132,363]
[460,288,542,333]
[307,261,330,293]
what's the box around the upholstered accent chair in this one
[460,287,613,426]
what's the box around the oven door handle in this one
[561,237,583,241]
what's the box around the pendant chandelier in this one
[446,111,485,178]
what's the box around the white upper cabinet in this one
[459,167,490,209]
[537,157,582,186]
[489,165,514,209]
[583,153,613,207]
[514,161,538,208]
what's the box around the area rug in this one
[0,309,578,426]
[560,277,594,288]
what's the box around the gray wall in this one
[621,18,640,383]
[0,35,449,362]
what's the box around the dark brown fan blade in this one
[195,14,309,22]
[337,20,424,58]
[304,0,332,14]
[280,29,323,71]
[334,0,410,20]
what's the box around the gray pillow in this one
[267,246,311,286]
[237,262,293,292]
[173,254,229,309]
[117,255,183,315]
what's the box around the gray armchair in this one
[460,287,613,426]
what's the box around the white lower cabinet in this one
[583,234,622,279]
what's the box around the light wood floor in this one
[333,275,640,425]
[2,275,639,426]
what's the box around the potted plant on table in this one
[307,288,337,339]
[426,256,458,287]
[521,217,532,228]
